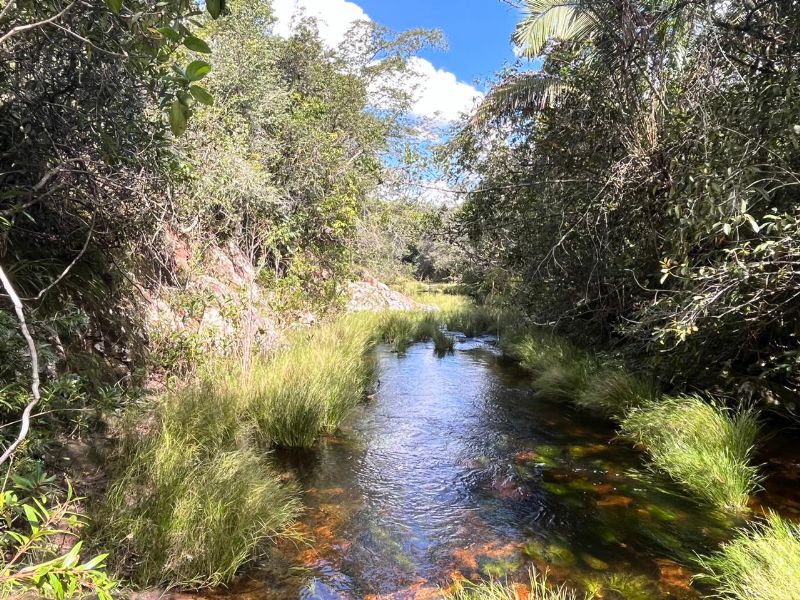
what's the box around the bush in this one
[697,512,800,600]
[619,395,761,512]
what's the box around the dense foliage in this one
[0,0,443,593]
[452,0,800,404]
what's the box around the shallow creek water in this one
[202,338,764,600]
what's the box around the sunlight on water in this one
[205,339,739,599]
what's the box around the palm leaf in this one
[470,74,572,128]
[514,0,599,57]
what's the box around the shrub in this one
[619,395,761,512]
[697,512,800,600]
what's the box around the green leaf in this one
[79,553,109,571]
[156,27,181,43]
[48,573,64,600]
[23,503,39,524]
[62,541,82,568]
[105,0,122,14]
[169,99,188,136]
[207,0,224,19]
[189,85,214,106]
[183,35,211,54]
[185,60,211,82]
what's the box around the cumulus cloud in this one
[404,57,482,124]
[270,0,482,123]
[270,0,369,49]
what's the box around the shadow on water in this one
[199,338,753,599]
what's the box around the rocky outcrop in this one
[346,277,427,312]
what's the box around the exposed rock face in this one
[145,229,281,363]
[346,277,426,312]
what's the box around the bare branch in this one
[0,1,76,47]
[20,212,95,302]
[0,263,41,466]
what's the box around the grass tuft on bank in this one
[697,512,800,600]
[101,378,299,588]
[247,314,378,447]
[445,569,591,600]
[619,395,761,512]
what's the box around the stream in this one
[205,337,776,600]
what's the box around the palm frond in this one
[470,74,572,129]
[514,0,598,57]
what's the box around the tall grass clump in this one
[446,569,591,600]
[101,377,299,588]
[696,512,800,600]
[619,395,761,512]
[432,328,455,353]
[575,370,654,417]
[378,310,439,352]
[246,315,378,447]
[502,333,598,402]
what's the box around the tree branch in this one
[0,263,41,466]
[0,1,76,47]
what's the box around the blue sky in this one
[355,0,520,86]
[272,0,524,123]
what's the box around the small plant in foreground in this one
[445,569,591,600]
[619,395,761,512]
[0,476,115,599]
[696,511,800,600]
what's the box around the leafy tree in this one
[454,0,800,403]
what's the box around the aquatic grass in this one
[619,395,761,512]
[101,377,299,588]
[247,315,377,446]
[575,371,654,417]
[696,512,800,600]
[445,568,591,600]
[432,328,455,354]
[502,333,584,377]
[444,307,507,337]
[533,358,596,402]
[502,332,598,402]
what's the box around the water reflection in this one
[202,339,738,599]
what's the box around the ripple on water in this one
[206,340,747,600]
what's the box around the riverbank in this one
[97,288,799,599]
[7,281,794,599]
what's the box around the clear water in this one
[208,339,749,600]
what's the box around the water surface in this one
[209,339,743,599]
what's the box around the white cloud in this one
[405,57,482,124]
[270,0,482,123]
[270,0,369,49]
